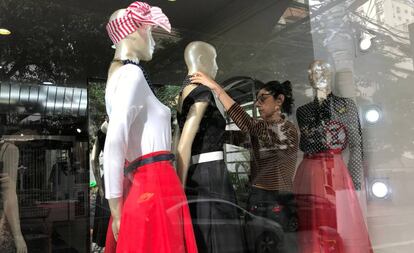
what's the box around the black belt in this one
[124,153,175,175]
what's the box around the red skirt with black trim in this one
[105,151,198,253]
[293,150,373,253]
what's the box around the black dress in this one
[92,129,110,247]
[177,81,246,253]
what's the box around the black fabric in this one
[178,76,246,252]
[96,129,106,152]
[92,129,110,247]
[177,77,226,155]
[186,160,246,253]
[92,176,111,247]
[124,153,174,175]
[296,93,364,190]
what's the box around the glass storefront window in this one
[1,0,414,252]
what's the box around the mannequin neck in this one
[187,67,213,78]
[187,68,197,76]
[315,88,331,103]
[113,42,140,63]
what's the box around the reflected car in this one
[169,198,284,253]
[249,199,299,233]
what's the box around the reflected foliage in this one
[0,0,112,83]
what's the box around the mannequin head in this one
[109,9,155,62]
[308,60,333,92]
[107,2,171,62]
[184,41,218,79]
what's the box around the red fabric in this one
[105,151,198,253]
[293,152,373,253]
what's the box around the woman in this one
[191,73,298,251]
[103,2,197,253]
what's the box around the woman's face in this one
[255,88,280,121]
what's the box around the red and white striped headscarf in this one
[106,1,171,45]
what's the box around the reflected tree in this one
[0,0,112,84]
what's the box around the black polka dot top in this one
[296,93,364,190]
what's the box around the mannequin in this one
[0,139,27,253]
[176,41,245,253]
[293,60,372,253]
[91,120,110,248]
[103,2,197,253]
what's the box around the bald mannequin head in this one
[308,60,333,92]
[184,41,218,78]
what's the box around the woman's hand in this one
[190,71,220,92]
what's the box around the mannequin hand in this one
[112,216,121,241]
[14,234,27,253]
[190,71,220,91]
[99,187,105,201]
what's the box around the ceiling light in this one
[371,181,390,199]
[42,81,53,85]
[168,0,176,2]
[0,28,11,36]
[359,31,375,52]
[359,37,372,51]
[76,128,82,133]
[364,106,382,124]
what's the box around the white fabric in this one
[191,151,223,165]
[104,64,172,199]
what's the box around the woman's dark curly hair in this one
[259,80,294,115]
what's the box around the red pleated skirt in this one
[293,151,373,253]
[105,151,198,253]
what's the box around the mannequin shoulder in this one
[118,64,145,81]
[296,102,314,115]
[1,142,18,156]
[181,84,199,99]
[108,65,148,93]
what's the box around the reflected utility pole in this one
[409,23,414,69]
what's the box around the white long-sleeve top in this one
[103,64,172,199]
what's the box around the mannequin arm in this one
[172,119,181,168]
[176,102,208,186]
[190,72,236,111]
[108,197,123,241]
[91,137,104,196]
[346,99,364,190]
[2,144,27,253]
